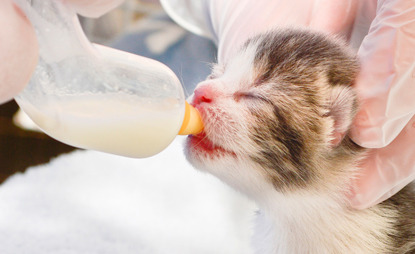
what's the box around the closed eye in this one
[233,91,273,105]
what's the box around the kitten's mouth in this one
[187,132,236,158]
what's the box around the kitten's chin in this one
[185,133,236,161]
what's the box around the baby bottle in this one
[13,0,203,158]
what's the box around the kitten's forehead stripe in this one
[248,29,358,87]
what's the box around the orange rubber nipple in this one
[179,102,204,135]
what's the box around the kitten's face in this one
[185,29,359,195]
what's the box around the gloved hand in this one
[0,0,124,104]
[349,116,415,209]
[160,0,359,64]
[349,0,415,209]
[160,0,415,209]
[0,0,38,104]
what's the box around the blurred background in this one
[0,0,217,182]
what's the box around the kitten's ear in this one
[327,85,357,147]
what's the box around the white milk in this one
[17,95,184,158]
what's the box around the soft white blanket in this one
[0,137,256,254]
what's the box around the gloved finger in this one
[0,0,38,104]
[65,0,125,18]
[350,171,415,210]
[371,178,415,208]
[217,0,361,63]
[309,0,359,38]
[349,115,415,209]
[351,0,415,148]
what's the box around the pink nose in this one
[193,85,214,104]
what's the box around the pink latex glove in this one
[349,0,415,209]
[0,0,124,104]
[161,0,359,64]
[0,0,38,104]
[161,0,415,209]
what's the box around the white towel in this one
[0,137,256,254]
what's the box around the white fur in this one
[0,137,259,254]
[252,189,397,254]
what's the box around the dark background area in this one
[0,100,76,184]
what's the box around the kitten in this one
[185,28,415,253]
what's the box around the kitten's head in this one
[185,29,361,196]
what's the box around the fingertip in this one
[349,193,375,210]
[348,177,395,210]
[0,1,38,103]
[347,178,371,209]
[310,0,358,37]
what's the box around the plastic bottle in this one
[13,0,203,158]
